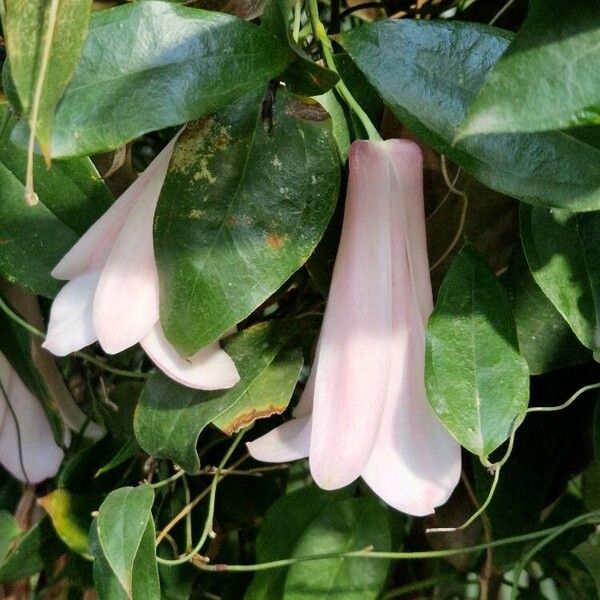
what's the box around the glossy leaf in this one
[93,485,160,600]
[340,20,600,212]
[212,346,303,435]
[246,486,351,600]
[504,245,590,375]
[0,517,65,583]
[2,0,92,158]
[155,89,339,354]
[460,0,600,136]
[91,519,160,600]
[39,490,96,557]
[135,321,303,473]
[283,497,391,600]
[11,1,292,158]
[261,0,338,96]
[0,104,112,297]
[425,245,529,458]
[520,205,600,357]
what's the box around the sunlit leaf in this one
[92,485,159,600]
[425,245,529,458]
[2,0,92,159]
[460,0,600,135]
[340,20,600,212]
[10,1,292,158]
[155,89,339,354]
[135,321,304,473]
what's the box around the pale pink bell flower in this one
[43,135,240,390]
[247,140,461,516]
[0,351,63,483]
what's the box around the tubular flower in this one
[0,351,63,483]
[247,139,461,516]
[43,135,239,390]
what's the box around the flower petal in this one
[140,323,239,390]
[0,354,63,483]
[42,271,100,356]
[247,416,311,462]
[308,141,397,489]
[93,135,180,353]
[361,334,461,516]
[362,140,460,516]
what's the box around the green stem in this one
[182,475,193,552]
[292,1,302,43]
[382,576,440,599]
[190,510,600,572]
[306,0,382,142]
[0,293,148,380]
[75,351,149,380]
[157,430,246,566]
[148,468,185,489]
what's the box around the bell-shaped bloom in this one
[248,139,461,516]
[43,135,239,390]
[0,351,63,483]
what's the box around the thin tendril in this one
[0,294,148,380]
[189,510,600,572]
[429,156,468,271]
[148,468,185,489]
[157,430,246,565]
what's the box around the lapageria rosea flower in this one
[0,348,102,483]
[43,135,239,390]
[248,140,461,516]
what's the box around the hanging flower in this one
[0,351,63,483]
[43,135,240,390]
[247,139,461,516]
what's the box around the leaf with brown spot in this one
[213,347,303,435]
[155,88,339,354]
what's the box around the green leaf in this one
[0,517,65,583]
[95,439,139,478]
[246,486,351,600]
[425,244,529,458]
[574,533,600,598]
[261,0,338,96]
[0,104,113,297]
[283,497,391,600]
[520,205,600,357]
[2,0,92,159]
[39,489,96,557]
[340,20,600,212]
[503,244,590,375]
[155,89,339,354]
[0,511,20,562]
[135,321,303,473]
[93,485,159,600]
[11,1,292,158]
[212,346,303,435]
[91,519,160,600]
[460,0,600,136]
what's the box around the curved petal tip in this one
[141,324,239,390]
